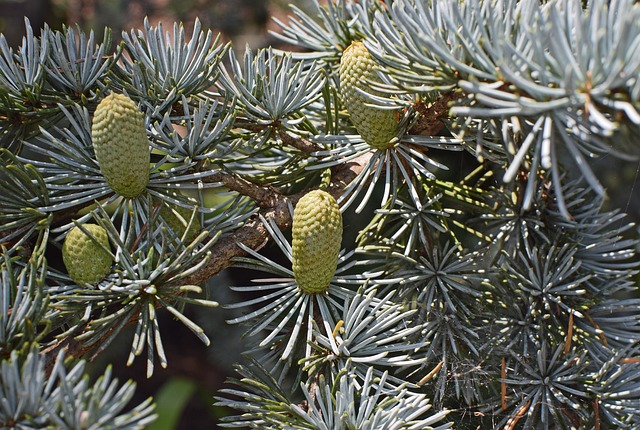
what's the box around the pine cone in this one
[292,190,343,294]
[91,93,150,197]
[339,41,398,149]
[62,224,113,285]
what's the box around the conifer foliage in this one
[1,0,640,428]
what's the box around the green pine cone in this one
[91,93,150,197]
[62,224,113,285]
[339,40,398,149]
[291,190,343,294]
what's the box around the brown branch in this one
[278,130,323,154]
[232,123,322,155]
[409,90,464,136]
[42,335,81,375]
[181,200,290,285]
[203,170,281,207]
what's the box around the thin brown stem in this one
[203,171,280,207]
[278,129,322,154]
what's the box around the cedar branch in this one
[42,142,371,369]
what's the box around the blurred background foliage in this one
[0,0,315,49]
[2,0,640,429]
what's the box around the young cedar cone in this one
[291,190,343,294]
[91,93,150,197]
[62,224,113,285]
[339,40,398,149]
